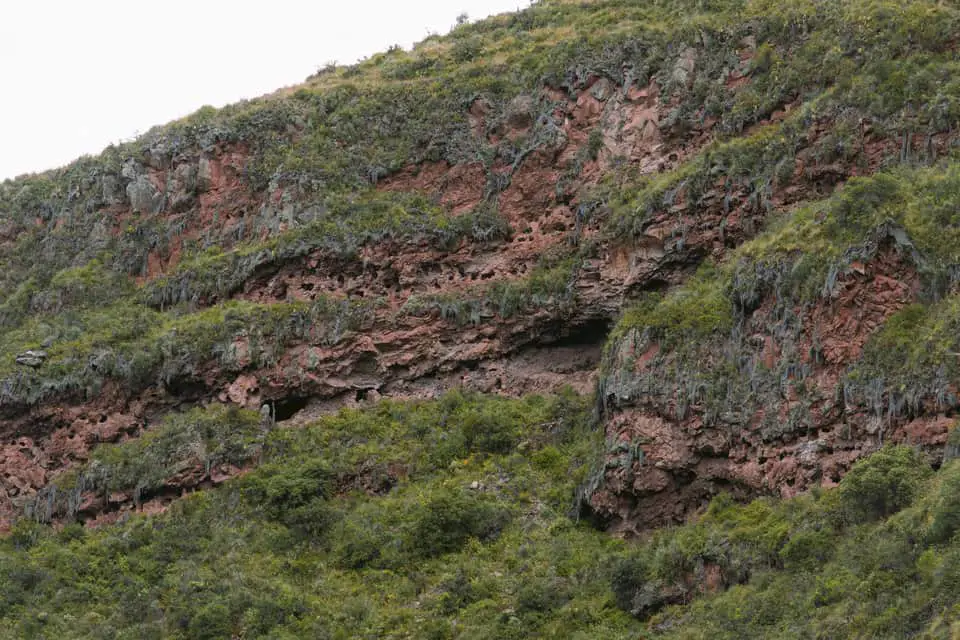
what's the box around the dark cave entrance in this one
[268,395,311,422]
[550,317,613,348]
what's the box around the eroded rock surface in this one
[2,60,957,532]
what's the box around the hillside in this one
[3,0,960,636]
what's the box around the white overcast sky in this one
[0,0,528,181]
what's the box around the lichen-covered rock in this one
[126,174,164,214]
[15,351,47,368]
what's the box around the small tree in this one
[927,460,960,544]
[408,487,510,558]
[839,446,932,524]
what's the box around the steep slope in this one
[2,0,960,636]
[4,0,960,528]
[3,401,960,638]
[585,165,960,531]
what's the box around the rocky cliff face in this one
[588,235,939,531]
[2,0,960,534]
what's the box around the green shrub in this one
[611,554,651,615]
[516,577,571,614]
[926,461,960,545]
[778,529,835,571]
[240,459,334,537]
[436,568,483,614]
[186,602,233,640]
[839,445,932,524]
[451,36,484,63]
[408,487,511,559]
[330,501,397,569]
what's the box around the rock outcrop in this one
[2,0,960,534]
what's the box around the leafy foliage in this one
[612,450,960,639]
[838,445,933,523]
[5,0,960,637]
[0,392,647,639]
[4,398,960,638]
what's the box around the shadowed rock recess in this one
[5,0,960,636]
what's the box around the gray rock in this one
[145,144,171,170]
[100,174,125,205]
[16,351,47,367]
[671,47,697,86]
[260,403,276,430]
[120,159,139,180]
[590,78,615,101]
[196,156,214,192]
[798,439,828,466]
[166,162,198,212]
[126,175,164,214]
[505,94,536,129]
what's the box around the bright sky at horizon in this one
[0,0,528,181]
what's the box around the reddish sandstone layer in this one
[2,70,952,531]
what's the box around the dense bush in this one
[7,407,960,639]
[600,446,960,637]
[839,445,933,523]
[926,460,960,544]
[408,486,511,558]
[239,459,334,537]
[0,392,647,638]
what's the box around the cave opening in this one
[269,396,311,422]
[163,376,209,401]
[551,317,613,348]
